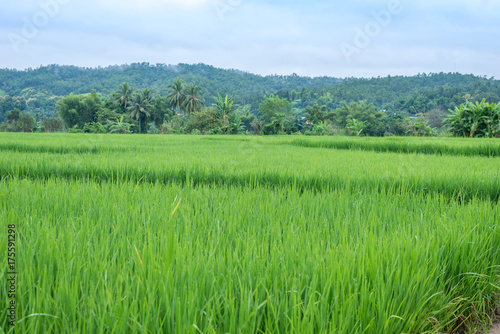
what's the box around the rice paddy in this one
[1,133,499,333]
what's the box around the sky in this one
[0,0,499,79]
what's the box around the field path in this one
[490,324,500,334]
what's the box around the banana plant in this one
[347,118,365,136]
[107,115,133,134]
[213,93,237,134]
[446,99,500,137]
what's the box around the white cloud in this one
[0,0,499,79]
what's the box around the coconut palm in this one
[127,90,153,133]
[182,83,205,115]
[167,77,186,113]
[141,88,154,104]
[113,82,134,112]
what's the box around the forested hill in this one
[0,63,341,105]
[1,63,499,120]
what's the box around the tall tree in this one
[18,113,36,132]
[258,96,292,123]
[127,89,153,133]
[304,104,330,124]
[56,91,103,129]
[183,83,205,115]
[167,77,186,113]
[113,82,134,113]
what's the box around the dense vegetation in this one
[1,63,500,137]
[0,133,499,333]
[0,63,341,120]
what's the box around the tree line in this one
[2,64,500,124]
[2,77,499,137]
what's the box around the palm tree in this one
[141,88,153,103]
[167,77,186,113]
[127,90,153,133]
[182,83,205,115]
[113,82,134,112]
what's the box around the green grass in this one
[285,136,500,157]
[0,133,499,333]
[1,134,499,202]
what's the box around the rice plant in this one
[0,133,499,333]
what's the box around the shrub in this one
[161,115,185,134]
[262,123,277,135]
[42,117,66,132]
[403,114,437,137]
[446,99,500,138]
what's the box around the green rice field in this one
[1,133,500,333]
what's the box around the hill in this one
[1,63,499,121]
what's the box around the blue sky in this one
[1,0,499,78]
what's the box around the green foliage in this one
[6,108,21,123]
[167,77,186,113]
[236,105,256,132]
[334,101,386,136]
[250,119,263,135]
[182,83,205,115]
[0,96,29,122]
[259,96,292,123]
[317,121,338,136]
[161,115,185,134]
[384,110,406,136]
[262,122,277,135]
[346,118,366,136]
[41,117,65,132]
[426,107,448,130]
[113,82,134,113]
[67,125,83,133]
[107,115,132,134]
[2,64,500,123]
[212,94,239,134]
[147,122,160,134]
[4,64,500,138]
[127,89,153,133]
[446,99,500,137]
[17,113,36,132]
[82,121,107,133]
[225,112,245,135]
[56,90,103,129]
[0,109,36,132]
[151,94,172,125]
[403,114,437,137]
[185,108,218,134]
[304,104,330,124]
